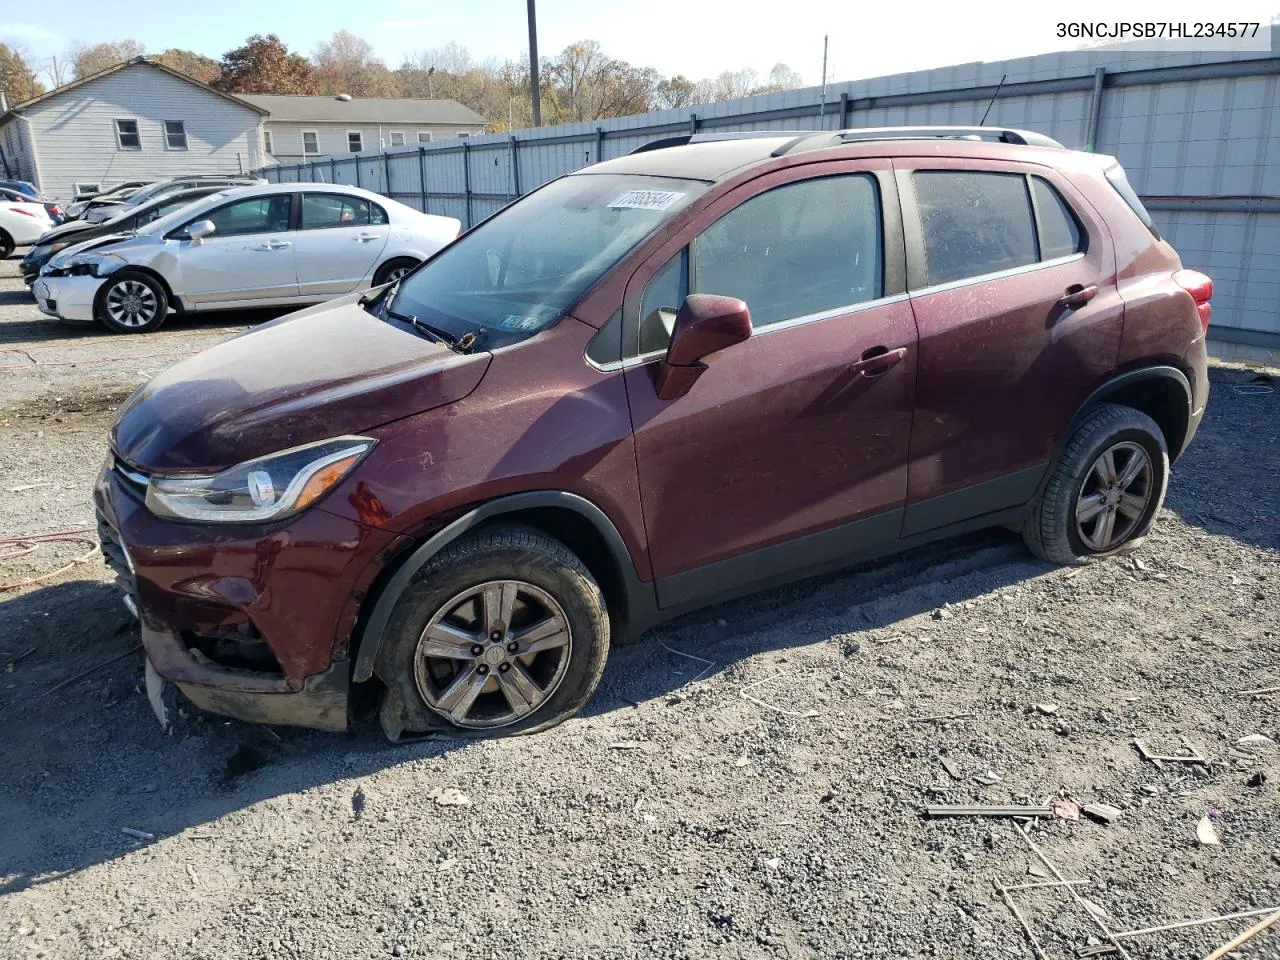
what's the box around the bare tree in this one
[653,75,696,110]
[313,30,396,97]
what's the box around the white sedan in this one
[0,198,55,259]
[32,183,461,333]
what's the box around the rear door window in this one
[913,171,1037,286]
[300,193,387,229]
[1030,177,1084,260]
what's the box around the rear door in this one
[895,160,1123,535]
[292,192,391,296]
[173,193,298,304]
[621,160,919,608]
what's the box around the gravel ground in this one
[0,252,1278,960]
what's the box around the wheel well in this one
[105,266,181,312]
[477,507,630,638]
[0,227,13,249]
[1093,376,1190,457]
[374,256,419,284]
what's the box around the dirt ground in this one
[0,251,1277,960]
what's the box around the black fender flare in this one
[1054,364,1192,470]
[352,490,653,683]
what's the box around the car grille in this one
[112,457,149,502]
[96,510,136,595]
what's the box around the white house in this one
[239,94,489,163]
[0,58,268,201]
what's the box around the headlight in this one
[65,252,127,277]
[145,436,375,523]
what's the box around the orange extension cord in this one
[0,527,98,591]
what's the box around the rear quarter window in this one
[1104,164,1161,240]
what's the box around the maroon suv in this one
[96,126,1212,739]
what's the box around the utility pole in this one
[818,35,829,124]
[527,0,541,126]
[427,66,435,99]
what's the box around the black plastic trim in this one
[901,463,1046,537]
[352,491,655,683]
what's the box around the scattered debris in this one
[1034,703,1059,716]
[1111,905,1280,941]
[1236,733,1274,749]
[426,787,471,808]
[762,858,781,871]
[185,863,200,887]
[351,787,366,819]
[1081,897,1111,921]
[1247,772,1267,788]
[994,878,1050,960]
[1195,817,1220,846]
[657,637,716,685]
[820,790,837,804]
[436,858,458,872]
[905,711,976,724]
[1239,685,1280,696]
[2,646,36,671]
[974,771,1003,786]
[739,673,821,718]
[734,756,751,768]
[939,756,963,780]
[1006,878,1090,892]
[1082,802,1123,825]
[925,804,1054,818]
[1201,908,1280,960]
[608,741,648,751]
[35,644,142,701]
[1133,738,1206,769]
[120,827,155,841]
[1052,800,1081,821]
[1077,945,1119,957]
[1027,862,1050,880]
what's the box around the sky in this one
[3,0,1277,89]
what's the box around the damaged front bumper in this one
[94,456,408,733]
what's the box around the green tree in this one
[0,43,45,104]
[216,34,318,94]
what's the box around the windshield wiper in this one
[383,305,466,352]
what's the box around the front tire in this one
[0,229,14,260]
[1023,403,1169,565]
[94,270,168,334]
[375,526,610,741]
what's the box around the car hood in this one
[32,220,97,247]
[47,233,142,268]
[111,298,492,473]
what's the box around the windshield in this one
[138,192,231,236]
[382,173,706,351]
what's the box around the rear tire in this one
[94,270,168,334]
[374,526,610,742]
[373,257,419,287]
[0,229,14,260]
[1023,403,1169,565]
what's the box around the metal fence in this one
[260,29,1280,351]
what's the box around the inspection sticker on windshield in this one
[608,189,685,211]
[497,314,541,331]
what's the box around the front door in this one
[894,162,1124,534]
[292,192,392,296]
[175,193,298,305]
[621,163,918,609]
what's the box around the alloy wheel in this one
[413,579,573,729]
[385,264,412,284]
[1075,441,1153,551]
[105,279,159,328]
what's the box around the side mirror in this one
[655,294,752,400]
[186,219,216,243]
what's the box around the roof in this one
[239,94,487,126]
[0,58,268,129]
[584,127,1079,183]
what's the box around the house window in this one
[263,130,274,155]
[115,119,141,150]
[164,121,188,151]
[302,130,319,155]
[389,131,405,147]
[456,132,471,138]
[417,131,432,144]
[348,131,364,153]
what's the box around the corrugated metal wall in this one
[260,28,1280,348]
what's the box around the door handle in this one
[355,233,379,242]
[850,346,907,378]
[1056,284,1098,309]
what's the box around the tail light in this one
[48,205,64,217]
[1173,269,1213,333]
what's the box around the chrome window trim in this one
[910,251,1085,297]
[586,292,910,372]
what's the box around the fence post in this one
[308,160,316,183]
[1085,67,1107,152]
[689,112,699,135]
[462,139,472,229]
[419,145,429,212]
[354,154,362,188]
[839,92,850,131]
[330,158,337,184]
[509,136,521,197]
[383,150,392,195]
[595,126,604,164]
